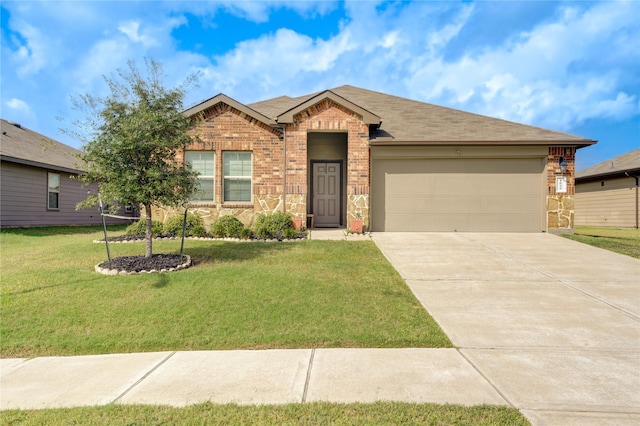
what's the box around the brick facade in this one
[154,94,582,234]
[285,99,371,227]
[156,99,373,229]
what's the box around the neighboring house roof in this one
[243,85,596,147]
[0,119,83,174]
[576,148,640,181]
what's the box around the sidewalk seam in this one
[301,348,315,403]
[457,349,517,409]
[112,351,177,404]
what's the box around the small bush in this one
[163,213,205,237]
[125,219,163,237]
[254,212,295,240]
[211,215,246,238]
[190,225,209,238]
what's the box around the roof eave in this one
[1,155,83,174]
[369,139,597,147]
[576,167,640,182]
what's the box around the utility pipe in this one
[625,171,639,229]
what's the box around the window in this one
[47,172,60,209]
[223,152,252,202]
[185,151,215,202]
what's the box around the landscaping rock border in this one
[93,235,309,244]
[95,254,191,275]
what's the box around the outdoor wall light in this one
[559,157,568,174]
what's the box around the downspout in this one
[277,124,287,213]
[625,172,639,229]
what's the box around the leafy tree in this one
[70,59,199,257]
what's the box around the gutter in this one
[625,171,639,229]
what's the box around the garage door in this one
[371,157,545,232]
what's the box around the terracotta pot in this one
[349,219,363,234]
[292,218,303,231]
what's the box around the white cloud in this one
[6,98,30,113]
[10,22,48,76]
[118,21,158,47]
[404,1,640,131]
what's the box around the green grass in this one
[0,226,451,357]
[0,402,529,425]
[562,226,640,258]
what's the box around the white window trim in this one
[223,151,253,204]
[47,172,60,210]
[185,151,215,203]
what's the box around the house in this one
[155,85,596,233]
[0,119,136,228]
[575,148,640,228]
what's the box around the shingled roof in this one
[576,148,640,181]
[245,85,596,147]
[0,119,83,173]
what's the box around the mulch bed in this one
[97,254,188,273]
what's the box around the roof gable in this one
[183,94,276,126]
[0,119,83,173]
[274,90,381,125]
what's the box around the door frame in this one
[310,159,344,227]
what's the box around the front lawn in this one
[0,402,529,425]
[562,226,640,258]
[0,226,451,357]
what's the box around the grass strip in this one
[562,226,640,258]
[0,402,529,425]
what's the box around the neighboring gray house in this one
[575,148,640,228]
[0,119,135,228]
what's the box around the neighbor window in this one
[47,172,60,209]
[185,151,215,202]
[223,152,252,202]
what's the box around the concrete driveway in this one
[373,232,640,425]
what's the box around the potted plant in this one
[349,212,364,234]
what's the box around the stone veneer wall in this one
[547,146,576,232]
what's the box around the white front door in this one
[313,162,341,227]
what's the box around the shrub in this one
[190,225,209,238]
[211,215,246,238]
[125,219,163,237]
[254,212,295,240]
[163,213,205,237]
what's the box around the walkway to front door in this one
[312,162,341,227]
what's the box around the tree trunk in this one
[145,203,153,258]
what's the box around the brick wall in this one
[286,99,371,225]
[184,104,284,204]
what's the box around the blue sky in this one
[1,1,639,170]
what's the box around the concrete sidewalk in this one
[1,348,505,410]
